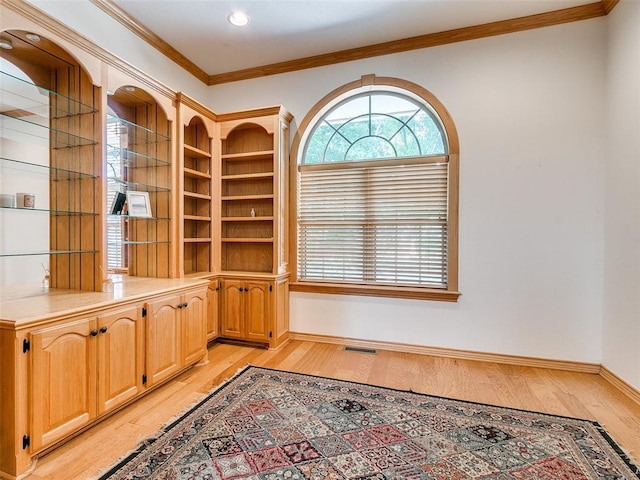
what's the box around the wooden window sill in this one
[290,281,461,302]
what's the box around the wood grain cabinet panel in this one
[146,288,208,386]
[146,294,182,386]
[97,306,144,415]
[244,281,270,342]
[30,317,98,452]
[181,289,208,365]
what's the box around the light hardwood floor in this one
[28,340,640,479]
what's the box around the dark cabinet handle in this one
[238,287,243,292]
[100,326,108,334]
[90,329,98,336]
[177,302,188,309]
[244,288,248,292]
[177,304,183,309]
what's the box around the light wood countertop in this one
[0,276,209,328]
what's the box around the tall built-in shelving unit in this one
[216,106,292,349]
[178,93,215,276]
[106,86,171,278]
[0,30,101,291]
[218,107,291,275]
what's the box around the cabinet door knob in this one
[177,304,183,309]
[90,329,98,336]
[182,302,188,308]
[100,326,108,334]
[244,287,248,292]
[238,287,243,292]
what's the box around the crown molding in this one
[89,0,209,84]
[208,1,608,85]
[47,0,616,86]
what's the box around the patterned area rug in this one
[99,366,640,479]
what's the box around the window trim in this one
[289,74,460,301]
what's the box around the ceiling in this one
[103,0,601,83]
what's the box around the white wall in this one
[210,20,607,363]
[603,0,640,390]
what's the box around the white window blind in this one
[298,157,449,288]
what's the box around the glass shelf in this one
[106,144,171,168]
[106,177,171,193]
[1,113,98,149]
[106,213,170,220]
[0,157,98,179]
[0,249,98,258]
[0,71,97,119]
[107,240,171,246]
[0,206,98,216]
[106,114,170,144]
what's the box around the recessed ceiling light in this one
[25,33,41,41]
[0,39,13,50]
[228,11,249,27]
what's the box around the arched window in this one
[291,75,460,301]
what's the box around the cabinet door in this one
[146,294,181,386]
[245,281,270,342]
[220,280,244,338]
[97,306,144,415]
[30,317,98,451]
[206,279,219,340]
[181,289,207,365]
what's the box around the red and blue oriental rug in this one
[99,366,640,479]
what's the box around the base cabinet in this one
[146,288,207,386]
[29,305,144,452]
[219,274,289,348]
[30,317,99,452]
[0,281,208,480]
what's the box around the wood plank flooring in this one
[28,340,640,479]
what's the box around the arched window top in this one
[302,90,448,165]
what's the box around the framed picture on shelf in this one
[126,191,152,217]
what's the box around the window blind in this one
[298,157,449,288]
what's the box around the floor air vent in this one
[344,346,377,354]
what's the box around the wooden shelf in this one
[184,238,212,243]
[184,215,212,221]
[221,150,273,160]
[222,194,273,201]
[221,238,274,243]
[222,172,274,181]
[184,167,211,179]
[184,192,212,200]
[222,216,274,222]
[184,143,212,159]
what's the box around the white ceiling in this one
[110,0,594,76]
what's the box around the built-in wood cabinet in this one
[107,87,172,279]
[220,278,271,343]
[218,107,292,275]
[0,32,102,292]
[29,305,144,452]
[215,108,292,348]
[178,93,216,276]
[145,288,207,386]
[96,306,145,415]
[30,316,99,452]
[0,279,208,479]
[219,274,289,348]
